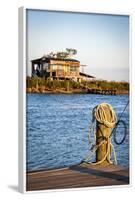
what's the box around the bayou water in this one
[26,94,129,171]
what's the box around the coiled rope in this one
[94,103,117,128]
[83,103,118,165]
[111,100,129,144]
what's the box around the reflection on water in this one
[26,94,129,171]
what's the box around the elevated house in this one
[31,56,95,82]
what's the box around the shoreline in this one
[26,88,129,95]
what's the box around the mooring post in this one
[95,106,115,165]
[96,124,111,164]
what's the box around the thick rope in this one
[84,137,117,165]
[92,139,110,165]
[83,103,117,165]
[94,103,117,128]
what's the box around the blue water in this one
[26,94,129,171]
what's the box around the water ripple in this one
[26,94,129,171]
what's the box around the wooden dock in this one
[80,83,117,95]
[88,89,116,95]
[26,163,129,191]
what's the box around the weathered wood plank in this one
[26,163,129,191]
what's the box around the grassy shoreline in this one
[26,77,129,95]
[26,87,129,95]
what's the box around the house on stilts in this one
[31,54,95,82]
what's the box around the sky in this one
[26,9,129,82]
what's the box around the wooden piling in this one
[67,81,70,91]
[96,107,112,164]
[96,124,112,164]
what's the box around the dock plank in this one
[26,163,129,191]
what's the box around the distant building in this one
[31,56,95,81]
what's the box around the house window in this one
[52,65,57,70]
[57,65,63,70]
[57,65,64,76]
[70,66,77,72]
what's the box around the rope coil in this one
[84,103,118,165]
[82,101,128,166]
[94,103,117,128]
